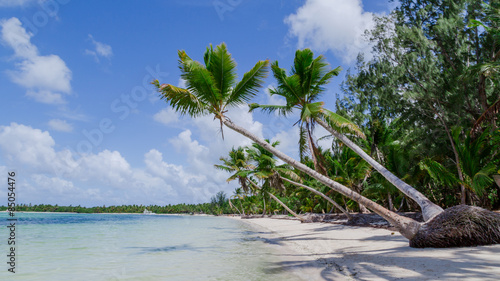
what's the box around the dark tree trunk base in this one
[410,205,500,248]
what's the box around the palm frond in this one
[248,103,294,116]
[271,62,303,102]
[316,66,342,87]
[292,49,314,93]
[277,168,301,182]
[299,125,309,161]
[301,101,324,122]
[418,158,460,187]
[322,109,365,139]
[178,50,222,108]
[155,82,207,117]
[227,60,269,108]
[226,174,238,182]
[269,85,301,106]
[206,43,237,100]
[291,49,314,77]
[472,164,497,196]
[214,164,235,173]
[305,55,328,95]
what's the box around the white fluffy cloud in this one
[0,101,308,206]
[0,0,40,7]
[85,34,113,63]
[0,122,242,206]
[0,17,72,104]
[270,126,300,157]
[48,119,73,132]
[153,107,179,126]
[0,123,174,205]
[0,122,60,172]
[285,0,377,64]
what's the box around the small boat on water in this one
[143,209,155,215]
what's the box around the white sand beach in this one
[237,217,500,281]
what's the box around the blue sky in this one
[0,0,395,207]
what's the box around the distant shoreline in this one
[0,210,215,216]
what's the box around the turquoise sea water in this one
[0,213,295,280]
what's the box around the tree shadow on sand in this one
[261,242,500,280]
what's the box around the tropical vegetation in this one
[153,0,500,248]
[7,0,499,249]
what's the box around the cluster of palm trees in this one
[153,43,500,247]
[215,141,349,221]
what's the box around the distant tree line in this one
[0,193,234,215]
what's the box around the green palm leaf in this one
[418,158,460,187]
[313,66,342,95]
[205,43,237,101]
[299,125,309,161]
[471,164,497,196]
[301,102,324,122]
[214,164,235,173]
[248,103,293,116]
[271,62,303,102]
[227,60,269,108]
[178,50,221,107]
[155,82,206,117]
[322,109,365,139]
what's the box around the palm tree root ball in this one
[410,205,500,248]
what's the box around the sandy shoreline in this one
[234,216,500,281]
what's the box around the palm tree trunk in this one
[314,117,443,222]
[222,118,421,240]
[228,198,242,215]
[356,176,371,214]
[306,126,327,175]
[262,197,266,217]
[240,199,245,216]
[266,192,304,221]
[435,113,467,205]
[388,193,394,212]
[247,179,305,222]
[397,197,406,212]
[494,175,500,188]
[280,176,351,219]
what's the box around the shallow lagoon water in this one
[0,213,296,280]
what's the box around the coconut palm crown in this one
[152,42,269,138]
[249,49,364,140]
[214,147,253,194]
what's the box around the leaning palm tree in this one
[215,146,304,220]
[154,43,500,247]
[246,178,304,221]
[214,147,252,194]
[249,49,443,222]
[246,140,351,218]
[230,188,245,216]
